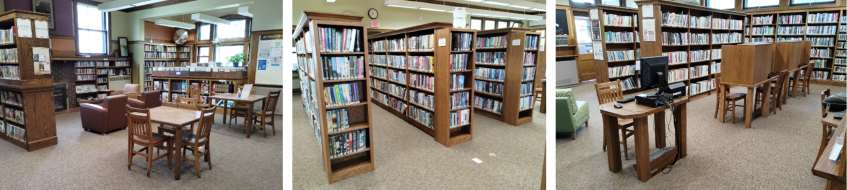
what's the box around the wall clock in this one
[368,8,378,19]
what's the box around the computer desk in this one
[718,75,779,128]
[600,96,688,182]
[813,117,845,190]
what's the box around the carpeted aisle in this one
[557,81,844,189]
[0,112,282,189]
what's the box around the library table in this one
[600,96,688,182]
[208,94,267,138]
[718,75,778,128]
[136,106,203,180]
[812,118,845,190]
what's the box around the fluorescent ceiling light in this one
[191,13,231,25]
[481,1,510,6]
[326,0,336,2]
[507,4,530,9]
[419,8,447,12]
[386,4,418,9]
[238,6,252,17]
[98,0,165,12]
[465,0,484,2]
[530,8,545,11]
[155,19,195,29]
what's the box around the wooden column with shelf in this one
[590,5,641,93]
[294,11,373,184]
[0,10,56,151]
[636,0,747,100]
[366,23,475,146]
[475,28,538,126]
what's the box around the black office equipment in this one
[617,97,635,103]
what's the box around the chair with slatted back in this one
[595,80,635,160]
[251,90,280,137]
[189,84,211,109]
[229,84,257,127]
[791,64,813,97]
[126,105,171,177]
[179,105,216,178]
[713,73,747,123]
[755,70,788,115]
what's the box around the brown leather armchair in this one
[81,95,128,135]
[128,90,162,109]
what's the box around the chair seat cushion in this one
[132,133,169,146]
[158,126,191,134]
[618,118,633,126]
[726,93,746,100]
[180,133,208,145]
[572,101,590,126]
[253,110,274,115]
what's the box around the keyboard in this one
[835,112,844,119]
[617,97,635,103]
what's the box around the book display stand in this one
[367,22,475,147]
[294,11,374,184]
[0,10,57,151]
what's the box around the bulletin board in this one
[254,33,284,85]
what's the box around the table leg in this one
[674,103,687,158]
[245,102,253,138]
[540,84,546,113]
[719,84,727,123]
[173,125,184,180]
[653,112,666,148]
[603,114,622,172]
[782,75,789,104]
[633,117,651,182]
[745,87,754,128]
[223,100,228,124]
[763,84,772,118]
[791,70,800,98]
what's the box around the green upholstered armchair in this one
[556,89,589,139]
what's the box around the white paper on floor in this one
[489,153,496,157]
[472,158,483,164]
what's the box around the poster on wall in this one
[256,34,283,85]
[590,21,602,41]
[593,41,604,60]
[33,47,50,75]
[453,7,467,28]
[32,0,54,29]
[555,9,569,35]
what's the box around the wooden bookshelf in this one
[293,11,374,184]
[474,28,538,126]
[366,22,475,147]
[149,76,245,105]
[636,0,748,99]
[142,43,191,91]
[589,5,642,93]
[0,10,57,151]
[71,58,132,102]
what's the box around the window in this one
[574,16,593,54]
[571,0,595,5]
[708,0,735,9]
[791,0,834,5]
[198,24,210,41]
[471,19,482,30]
[484,20,495,30]
[745,0,779,8]
[215,45,244,66]
[497,21,508,29]
[76,3,107,54]
[512,22,522,27]
[215,19,246,39]
[197,46,210,63]
[625,0,638,8]
[602,0,621,6]
[675,0,701,5]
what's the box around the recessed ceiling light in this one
[530,8,545,11]
[386,4,418,9]
[481,1,510,6]
[507,5,530,9]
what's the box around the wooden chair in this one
[179,106,216,178]
[713,73,747,123]
[228,84,257,127]
[126,105,171,177]
[189,84,211,108]
[595,80,635,160]
[791,64,813,97]
[157,97,198,151]
[251,90,280,137]
[755,70,788,115]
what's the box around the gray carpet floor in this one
[0,112,282,189]
[292,93,545,189]
[557,81,845,189]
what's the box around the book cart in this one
[293,11,374,184]
[744,8,847,85]
[366,22,475,147]
[590,5,643,93]
[474,28,539,126]
[0,10,57,151]
[636,0,748,100]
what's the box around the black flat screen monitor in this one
[639,56,669,92]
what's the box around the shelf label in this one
[219,80,227,82]
[34,20,48,39]
[16,18,32,38]
[103,58,109,60]
[512,39,520,46]
[176,72,181,75]
[438,38,446,46]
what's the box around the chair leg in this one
[271,116,276,135]
[146,146,152,177]
[731,100,736,124]
[262,116,267,138]
[128,144,133,170]
[193,147,202,178]
[206,142,212,170]
[166,140,172,169]
[622,131,629,160]
[602,133,607,151]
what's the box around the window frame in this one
[190,15,252,65]
[470,17,524,30]
[707,0,736,10]
[743,0,780,9]
[789,0,836,5]
[197,23,211,41]
[74,2,110,55]
[213,18,250,40]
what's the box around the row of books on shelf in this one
[663,51,687,64]
[608,65,635,78]
[834,75,846,81]
[451,54,471,71]
[836,58,847,65]
[712,61,721,73]
[522,67,536,81]
[450,91,469,109]
[144,52,177,58]
[838,50,847,57]
[475,80,503,96]
[178,53,190,58]
[96,77,107,83]
[387,69,406,84]
[295,30,315,54]
[753,15,774,25]
[410,73,434,91]
[713,33,743,44]
[712,49,722,60]
[451,74,466,90]
[752,26,774,35]
[811,48,831,57]
[835,66,846,73]
[0,28,14,44]
[324,82,361,107]
[144,45,177,52]
[110,68,131,76]
[5,123,24,142]
[811,71,829,80]
[523,52,536,65]
[144,61,184,67]
[96,69,108,75]
[178,47,190,52]
[453,33,473,51]
[777,26,804,35]
[607,50,635,62]
[475,67,504,81]
[808,37,834,46]
[410,89,434,110]
[839,42,845,49]
[0,66,18,80]
[690,16,711,29]
[808,13,840,23]
[327,128,368,159]
[408,34,434,51]
[661,12,688,27]
[373,79,406,99]
[450,109,470,128]
[76,75,95,81]
[0,48,16,63]
[519,96,533,110]
[97,85,107,91]
[605,31,639,43]
[668,68,689,83]
[603,12,633,27]
[477,35,508,48]
[714,18,743,30]
[525,35,539,49]
[321,55,364,80]
[690,65,709,78]
[5,107,23,124]
[474,96,502,114]
[620,77,638,91]
[752,37,773,42]
[0,90,20,106]
[318,27,363,53]
[75,68,94,74]
[778,15,803,24]
[408,55,434,72]
[325,108,353,133]
[408,105,431,128]
[688,79,715,96]
[690,50,711,62]
[373,38,404,52]
[839,34,846,40]
[476,52,506,65]
[806,26,838,35]
[556,36,568,46]
[520,82,533,96]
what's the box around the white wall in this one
[252,0,282,31]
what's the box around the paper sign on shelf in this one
[592,41,603,60]
[16,18,32,38]
[240,84,253,99]
[589,9,599,20]
[512,39,520,46]
[539,39,545,51]
[34,20,48,39]
[642,19,656,42]
[453,7,467,28]
[438,38,446,46]
[642,5,654,18]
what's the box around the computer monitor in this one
[639,56,669,92]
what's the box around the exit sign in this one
[371,22,379,27]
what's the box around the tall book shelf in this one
[590,6,642,93]
[745,8,847,84]
[366,22,475,147]
[0,10,57,151]
[71,58,132,103]
[142,43,191,91]
[475,28,539,126]
[636,0,747,99]
[293,11,374,184]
